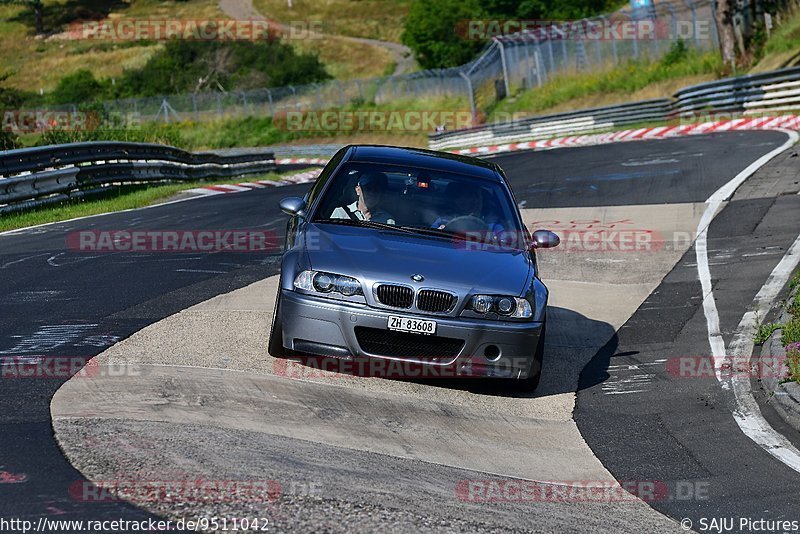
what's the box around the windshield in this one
[311,162,525,240]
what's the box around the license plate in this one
[388,315,437,335]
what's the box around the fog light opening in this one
[483,345,501,362]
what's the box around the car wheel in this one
[506,323,545,392]
[268,288,288,358]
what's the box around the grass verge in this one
[289,31,396,80]
[755,320,783,345]
[19,95,466,150]
[0,172,287,233]
[751,5,800,72]
[0,0,222,93]
[756,269,800,385]
[490,44,723,120]
[0,0,400,95]
[253,0,409,42]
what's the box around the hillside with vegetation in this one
[0,0,400,98]
[0,0,797,152]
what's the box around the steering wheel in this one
[443,215,486,233]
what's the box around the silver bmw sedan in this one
[269,145,559,390]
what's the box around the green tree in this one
[50,69,105,104]
[714,0,737,67]
[0,72,25,150]
[0,0,43,33]
[513,0,617,20]
[113,40,330,98]
[401,0,485,69]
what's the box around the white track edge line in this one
[695,128,800,473]
[727,234,800,472]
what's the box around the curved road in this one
[1,131,799,531]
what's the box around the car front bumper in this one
[278,289,543,379]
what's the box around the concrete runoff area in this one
[50,202,708,531]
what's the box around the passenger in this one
[331,172,396,225]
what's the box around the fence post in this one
[592,21,602,68]
[495,38,511,98]
[241,91,249,115]
[459,71,476,118]
[709,0,720,49]
[534,50,544,87]
[156,99,179,124]
[337,81,346,106]
[687,0,700,47]
[606,15,618,65]
[663,4,678,56]
[576,39,588,71]
[191,93,199,121]
[523,38,533,89]
[266,89,274,116]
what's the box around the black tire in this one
[505,323,545,392]
[268,288,288,358]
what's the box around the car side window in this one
[305,146,347,211]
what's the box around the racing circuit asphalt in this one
[1,130,799,532]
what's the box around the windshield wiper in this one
[396,226,455,239]
[319,219,417,234]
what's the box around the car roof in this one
[343,145,502,182]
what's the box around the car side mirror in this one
[531,229,560,249]
[279,197,307,218]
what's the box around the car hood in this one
[302,223,532,296]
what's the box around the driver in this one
[432,182,485,229]
[331,172,396,225]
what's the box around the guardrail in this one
[673,66,800,115]
[211,144,342,159]
[429,66,800,151]
[430,99,672,150]
[0,141,280,214]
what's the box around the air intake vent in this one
[355,327,464,360]
[376,284,414,308]
[417,290,456,313]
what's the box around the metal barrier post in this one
[495,38,511,98]
[459,71,476,117]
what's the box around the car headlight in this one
[467,294,532,319]
[294,270,364,300]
